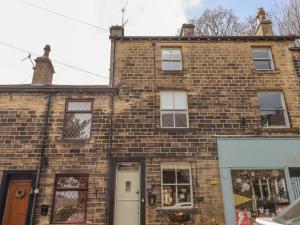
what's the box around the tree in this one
[190,6,247,36]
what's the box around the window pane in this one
[175,112,188,127]
[253,60,271,70]
[177,169,190,183]
[161,111,174,127]
[258,92,283,110]
[67,101,92,111]
[52,191,86,223]
[64,113,91,139]
[160,92,173,109]
[162,185,176,206]
[252,49,270,58]
[162,61,182,71]
[261,110,287,127]
[177,185,191,204]
[174,92,187,109]
[57,176,88,189]
[162,49,181,60]
[163,169,176,183]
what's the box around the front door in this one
[289,168,300,200]
[115,163,140,225]
[2,180,32,225]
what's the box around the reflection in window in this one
[161,48,182,71]
[161,162,193,209]
[52,175,88,223]
[231,170,289,225]
[252,48,274,70]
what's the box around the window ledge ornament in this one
[156,207,198,223]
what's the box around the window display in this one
[231,170,289,225]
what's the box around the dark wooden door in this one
[2,180,31,225]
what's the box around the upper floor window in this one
[252,48,274,70]
[52,174,88,223]
[161,48,182,71]
[160,91,188,128]
[161,162,193,209]
[257,92,289,128]
[63,100,93,139]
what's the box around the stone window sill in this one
[256,127,299,134]
[158,128,197,133]
[252,69,280,74]
[59,138,91,144]
[158,69,186,75]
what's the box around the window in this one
[63,100,92,139]
[52,175,88,224]
[161,162,193,209]
[257,92,289,128]
[161,48,182,71]
[160,91,188,128]
[252,48,274,70]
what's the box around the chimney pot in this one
[110,25,124,37]
[43,44,51,57]
[180,24,195,37]
[255,7,273,36]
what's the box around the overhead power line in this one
[15,0,110,33]
[0,40,109,80]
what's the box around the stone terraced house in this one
[1,8,300,225]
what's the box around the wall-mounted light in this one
[41,204,49,216]
[148,191,157,206]
[240,118,247,128]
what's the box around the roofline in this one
[0,84,116,93]
[110,35,300,41]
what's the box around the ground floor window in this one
[161,162,193,209]
[231,169,289,225]
[52,175,88,223]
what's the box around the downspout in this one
[29,93,52,225]
[106,37,116,225]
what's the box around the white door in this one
[115,163,140,225]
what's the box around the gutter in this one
[29,93,52,225]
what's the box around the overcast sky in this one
[0,0,272,85]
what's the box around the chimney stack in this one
[255,7,273,36]
[32,45,55,85]
[180,24,195,37]
[110,25,124,37]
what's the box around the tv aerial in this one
[121,1,128,27]
[21,53,35,69]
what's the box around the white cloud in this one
[0,0,203,85]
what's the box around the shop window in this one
[252,48,274,70]
[52,175,88,223]
[161,162,193,209]
[161,48,182,71]
[231,170,289,225]
[160,91,188,128]
[257,92,289,128]
[63,100,93,139]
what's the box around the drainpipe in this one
[106,38,116,225]
[29,93,52,225]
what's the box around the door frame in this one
[108,157,145,225]
[0,170,37,225]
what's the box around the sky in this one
[0,0,273,85]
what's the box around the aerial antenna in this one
[21,53,35,69]
[121,1,128,27]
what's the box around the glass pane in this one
[163,169,176,183]
[64,113,92,139]
[162,49,181,60]
[261,110,287,127]
[162,185,176,206]
[57,176,88,189]
[258,92,283,110]
[161,111,174,127]
[253,60,271,70]
[252,49,270,58]
[175,112,188,127]
[177,185,191,204]
[52,191,86,223]
[160,92,173,109]
[162,61,182,71]
[174,92,187,109]
[161,49,172,60]
[231,170,289,225]
[67,101,92,111]
[177,169,190,183]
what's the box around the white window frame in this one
[252,48,274,70]
[160,91,189,128]
[161,162,193,209]
[161,48,182,71]
[257,91,290,128]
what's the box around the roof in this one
[0,84,115,93]
[110,35,300,42]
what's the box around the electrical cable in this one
[0,40,109,80]
[15,0,110,32]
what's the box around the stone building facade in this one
[1,8,300,225]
